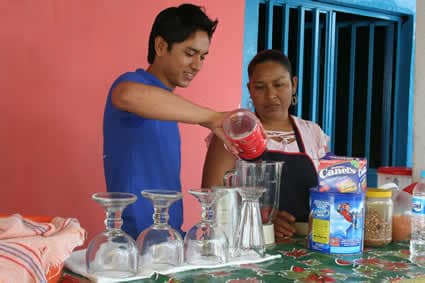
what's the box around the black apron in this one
[261,118,319,222]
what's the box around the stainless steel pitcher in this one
[212,186,241,254]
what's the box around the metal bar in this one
[331,24,340,151]
[282,4,290,55]
[382,24,394,165]
[332,20,392,28]
[405,16,415,167]
[317,14,322,121]
[347,24,357,156]
[392,20,401,164]
[367,168,378,188]
[296,6,305,117]
[323,11,336,147]
[265,0,274,49]
[259,0,402,21]
[310,9,320,122]
[365,24,375,163]
[241,0,260,108]
[322,11,330,128]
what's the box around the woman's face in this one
[248,61,297,122]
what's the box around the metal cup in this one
[212,186,241,255]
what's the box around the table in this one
[61,237,425,283]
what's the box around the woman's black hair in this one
[247,49,294,79]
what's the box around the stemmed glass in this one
[184,188,229,265]
[136,190,183,271]
[86,192,139,278]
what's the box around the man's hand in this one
[273,210,296,238]
[200,111,240,156]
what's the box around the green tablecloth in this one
[63,237,425,282]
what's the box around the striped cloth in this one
[0,214,86,283]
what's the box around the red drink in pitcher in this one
[223,109,267,160]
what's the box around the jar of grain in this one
[364,188,393,247]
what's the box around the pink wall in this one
[0,1,245,242]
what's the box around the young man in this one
[103,4,235,239]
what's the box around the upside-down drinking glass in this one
[86,192,139,278]
[184,188,229,264]
[136,190,183,271]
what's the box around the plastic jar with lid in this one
[222,109,267,160]
[364,188,393,247]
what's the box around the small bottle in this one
[222,109,267,160]
[364,188,393,247]
[410,170,425,266]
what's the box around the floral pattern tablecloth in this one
[62,237,425,283]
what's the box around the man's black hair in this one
[148,3,218,64]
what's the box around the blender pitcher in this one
[224,160,284,256]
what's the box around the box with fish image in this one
[308,154,367,254]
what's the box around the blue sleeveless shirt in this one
[103,69,183,239]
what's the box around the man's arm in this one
[112,81,217,124]
[112,81,239,155]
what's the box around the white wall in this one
[413,1,425,180]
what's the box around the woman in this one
[202,49,329,238]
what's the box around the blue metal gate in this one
[242,0,415,186]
